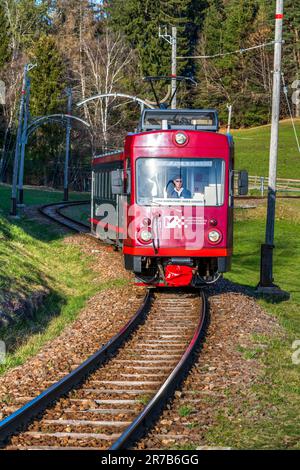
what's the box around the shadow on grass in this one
[208,277,291,304]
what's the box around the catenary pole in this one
[258,0,286,293]
[10,64,28,216]
[64,88,72,202]
[17,74,31,205]
[159,26,177,109]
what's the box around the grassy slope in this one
[205,200,300,449]
[231,119,300,179]
[0,185,125,375]
[0,184,88,213]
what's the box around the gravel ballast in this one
[0,233,145,421]
[0,220,282,449]
[137,279,282,449]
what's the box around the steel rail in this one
[55,204,90,230]
[39,201,90,231]
[1,201,208,450]
[110,289,207,450]
[0,290,152,445]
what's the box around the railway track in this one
[39,201,90,233]
[0,201,208,450]
[0,290,206,450]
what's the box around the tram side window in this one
[98,173,101,198]
[108,172,114,200]
[95,168,123,202]
[101,172,104,198]
[105,172,108,199]
[96,172,99,198]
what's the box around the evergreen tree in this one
[221,0,258,84]
[195,0,266,126]
[109,0,205,77]
[0,3,11,68]
[29,35,66,116]
[283,1,300,83]
[2,0,49,54]
[28,35,67,176]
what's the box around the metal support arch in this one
[76,93,155,111]
[11,113,90,214]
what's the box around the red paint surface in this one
[92,129,233,260]
[165,265,194,287]
[123,246,232,257]
[123,130,231,255]
[92,152,124,165]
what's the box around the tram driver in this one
[167,176,192,199]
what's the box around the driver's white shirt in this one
[174,188,183,196]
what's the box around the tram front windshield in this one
[136,157,225,206]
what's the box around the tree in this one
[109,0,204,77]
[0,2,11,68]
[51,1,136,153]
[26,34,66,181]
[29,35,66,116]
[2,0,49,57]
[283,0,300,116]
[0,0,50,181]
[195,0,274,127]
[80,25,134,149]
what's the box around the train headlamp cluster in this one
[140,229,152,242]
[175,132,187,145]
[208,230,221,243]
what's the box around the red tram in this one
[91,109,248,287]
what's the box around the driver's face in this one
[174,178,183,190]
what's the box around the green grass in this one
[0,184,127,375]
[137,394,152,405]
[204,199,300,449]
[0,183,89,215]
[178,405,194,418]
[231,119,300,179]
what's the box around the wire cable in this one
[281,73,300,154]
[177,40,278,60]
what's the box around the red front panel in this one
[123,130,231,256]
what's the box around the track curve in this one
[0,290,206,450]
[39,201,90,232]
[0,200,208,450]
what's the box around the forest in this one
[0,0,299,188]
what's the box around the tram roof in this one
[138,109,219,132]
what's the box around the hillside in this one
[231,120,300,179]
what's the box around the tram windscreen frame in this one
[136,157,225,207]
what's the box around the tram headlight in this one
[140,229,152,243]
[208,230,221,243]
[175,132,187,145]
